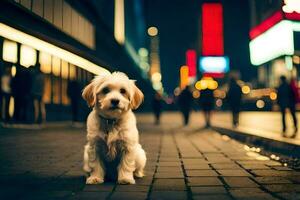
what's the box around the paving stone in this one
[83,184,115,192]
[241,164,270,170]
[155,171,184,178]
[193,194,232,200]
[191,186,227,194]
[254,177,292,184]
[151,191,188,200]
[135,177,153,186]
[187,177,223,186]
[252,170,300,177]
[217,169,252,177]
[156,166,182,172]
[184,164,211,170]
[152,179,186,191]
[276,192,300,200]
[70,192,110,200]
[229,188,275,199]
[109,192,147,200]
[263,184,300,193]
[158,161,181,167]
[212,163,242,169]
[186,170,218,177]
[223,177,258,188]
[114,185,149,192]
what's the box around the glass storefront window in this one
[3,40,17,63]
[20,44,37,68]
[39,52,52,74]
[52,56,61,76]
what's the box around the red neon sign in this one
[250,10,300,40]
[202,3,224,56]
[186,49,197,77]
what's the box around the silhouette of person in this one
[227,77,242,127]
[200,88,214,128]
[11,65,32,123]
[0,66,12,122]
[67,79,81,123]
[152,92,162,125]
[277,75,298,137]
[178,86,193,126]
[31,64,46,124]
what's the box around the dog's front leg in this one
[117,146,136,184]
[85,144,105,184]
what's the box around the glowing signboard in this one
[199,56,229,73]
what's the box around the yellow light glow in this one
[39,52,52,74]
[208,80,218,90]
[256,99,265,109]
[270,92,277,100]
[151,72,162,82]
[242,85,251,94]
[293,55,300,64]
[61,60,69,79]
[20,45,37,68]
[114,0,125,44]
[180,65,189,89]
[11,65,16,77]
[192,90,200,98]
[52,56,61,76]
[3,40,17,63]
[0,23,110,75]
[148,26,158,36]
[8,97,14,118]
[69,64,76,80]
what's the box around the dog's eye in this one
[120,88,126,94]
[102,87,110,94]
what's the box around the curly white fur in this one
[82,72,146,185]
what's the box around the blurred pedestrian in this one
[178,86,193,126]
[199,88,214,128]
[67,79,81,123]
[31,64,46,124]
[227,77,242,127]
[152,92,162,125]
[0,67,12,122]
[277,75,298,137]
[11,65,32,123]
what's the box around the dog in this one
[82,72,146,185]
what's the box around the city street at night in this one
[1,113,300,200]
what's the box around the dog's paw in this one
[118,178,136,185]
[134,170,144,178]
[86,176,104,184]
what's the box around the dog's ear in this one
[82,82,95,107]
[130,81,144,110]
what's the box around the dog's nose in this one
[111,99,120,106]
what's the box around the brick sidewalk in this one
[0,113,300,199]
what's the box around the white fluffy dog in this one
[82,72,146,185]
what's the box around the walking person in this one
[178,86,193,126]
[152,92,162,125]
[277,75,298,137]
[0,67,12,122]
[31,64,46,124]
[199,88,215,128]
[227,77,242,127]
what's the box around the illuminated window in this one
[61,79,70,105]
[202,3,224,56]
[20,45,37,68]
[53,77,61,104]
[69,64,76,80]
[180,65,189,89]
[43,76,51,104]
[61,60,69,79]
[3,40,17,63]
[52,56,61,76]
[39,52,52,74]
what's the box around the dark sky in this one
[145,0,257,94]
